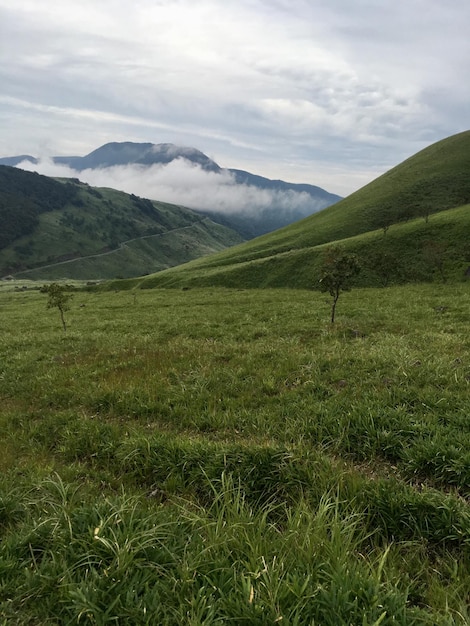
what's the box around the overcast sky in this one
[1,0,469,196]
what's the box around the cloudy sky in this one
[1,0,469,196]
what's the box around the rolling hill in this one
[122,130,470,290]
[1,142,342,238]
[0,166,243,280]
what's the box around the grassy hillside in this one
[14,219,241,281]
[0,167,242,279]
[129,202,469,290]
[1,283,470,623]
[123,131,470,290]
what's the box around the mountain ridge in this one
[0,142,342,238]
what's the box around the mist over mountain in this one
[1,142,342,238]
[0,164,243,279]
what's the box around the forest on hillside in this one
[0,166,78,249]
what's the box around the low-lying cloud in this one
[17,157,327,217]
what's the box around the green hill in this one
[0,166,243,279]
[125,131,470,290]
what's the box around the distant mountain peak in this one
[53,141,221,172]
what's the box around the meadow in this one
[1,282,469,624]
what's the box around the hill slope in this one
[126,131,470,289]
[0,166,243,279]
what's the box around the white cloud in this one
[17,158,325,216]
[1,0,469,196]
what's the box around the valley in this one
[0,130,469,624]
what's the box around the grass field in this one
[1,282,469,624]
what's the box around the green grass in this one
[128,203,469,290]
[1,284,470,623]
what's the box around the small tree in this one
[40,283,73,331]
[319,247,361,323]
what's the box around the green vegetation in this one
[1,131,469,622]
[0,166,78,251]
[40,282,74,332]
[123,202,469,290]
[319,247,361,323]
[1,283,470,623]
[3,131,469,288]
[128,131,470,290]
[0,168,242,279]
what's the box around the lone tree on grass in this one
[40,283,73,332]
[319,247,361,323]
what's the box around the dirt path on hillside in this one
[10,219,209,278]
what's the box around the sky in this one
[1,0,469,197]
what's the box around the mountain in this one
[53,142,222,173]
[0,143,219,172]
[0,155,38,167]
[0,165,243,280]
[2,142,342,238]
[123,130,470,290]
